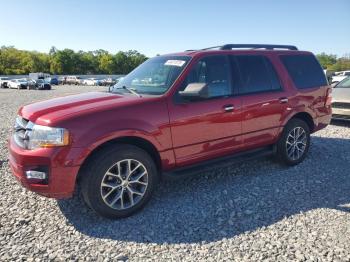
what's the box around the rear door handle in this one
[279,97,289,104]
[223,104,234,112]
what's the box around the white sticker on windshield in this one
[164,60,186,67]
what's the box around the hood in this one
[332,88,350,103]
[19,92,144,126]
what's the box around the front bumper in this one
[8,136,80,199]
[332,107,350,120]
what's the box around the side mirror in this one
[178,83,209,99]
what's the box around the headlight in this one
[26,122,70,150]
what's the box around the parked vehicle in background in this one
[34,79,51,90]
[332,76,350,121]
[29,72,50,80]
[66,76,82,85]
[102,77,117,86]
[8,79,27,89]
[323,69,334,84]
[0,77,10,88]
[58,76,67,85]
[27,79,36,90]
[8,44,332,219]
[48,77,59,85]
[82,78,102,86]
[332,70,350,84]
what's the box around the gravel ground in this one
[1,85,350,261]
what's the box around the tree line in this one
[0,46,148,75]
[316,53,350,71]
[0,46,349,75]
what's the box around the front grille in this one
[332,102,350,109]
[14,116,30,148]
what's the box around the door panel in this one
[168,98,242,166]
[241,92,288,148]
[168,55,242,167]
[231,55,290,148]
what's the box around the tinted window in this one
[264,58,282,91]
[234,56,281,94]
[181,55,231,98]
[280,54,327,89]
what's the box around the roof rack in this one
[219,44,298,50]
[185,44,298,52]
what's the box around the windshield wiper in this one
[116,86,142,97]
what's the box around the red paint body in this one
[8,49,332,198]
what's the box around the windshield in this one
[336,77,350,88]
[112,56,191,95]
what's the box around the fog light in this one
[25,170,47,180]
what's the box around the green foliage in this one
[2,46,348,76]
[316,52,350,71]
[316,53,337,69]
[0,46,148,75]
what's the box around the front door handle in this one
[279,97,289,104]
[223,104,234,112]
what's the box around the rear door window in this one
[232,55,282,94]
[280,54,328,89]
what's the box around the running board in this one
[163,145,275,180]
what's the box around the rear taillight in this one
[325,88,332,107]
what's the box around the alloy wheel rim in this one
[100,159,148,210]
[286,126,307,161]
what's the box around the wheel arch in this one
[76,136,162,183]
[276,111,315,143]
[289,112,315,132]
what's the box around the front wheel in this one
[275,118,310,166]
[81,144,158,219]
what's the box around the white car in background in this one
[82,78,101,86]
[0,77,10,88]
[65,76,82,85]
[332,76,350,120]
[8,79,28,89]
[332,71,350,84]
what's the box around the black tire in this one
[275,118,310,166]
[81,144,158,219]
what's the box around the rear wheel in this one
[275,118,310,166]
[81,144,158,219]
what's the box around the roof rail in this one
[184,44,298,52]
[219,44,298,51]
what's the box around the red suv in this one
[9,44,332,218]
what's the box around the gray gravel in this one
[1,85,350,261]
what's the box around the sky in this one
[0,0,349,57]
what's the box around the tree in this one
[99,53,114,74]
[0,46,148,75]
[328,54,350,71]
[316,53,337,69]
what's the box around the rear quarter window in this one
[280,54,327,89]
